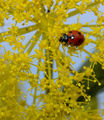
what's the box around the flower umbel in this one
[0,0,104,120]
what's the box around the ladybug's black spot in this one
[70,42,73,45]
[78,39,82,44]
[78,32,81,35]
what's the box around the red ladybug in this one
[59,30,85,47]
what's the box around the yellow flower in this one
[0,0,104,120]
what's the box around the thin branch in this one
[26,31,41,54]
[24,31,39,51]
[83,49,93,56]
[68,1,101,18]
[82,24,104,27]
[0,24,38,40]
[83,31,103,38]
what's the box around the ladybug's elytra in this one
[59,30,85,47]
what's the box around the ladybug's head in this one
[59,34,69,45]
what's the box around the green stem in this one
[33,86,37,105]
[45,48,53,94]
[43,34,53,94]
[33,60,40,105]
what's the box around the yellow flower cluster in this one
[0,0,104,119]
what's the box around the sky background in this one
[0,3,104,118]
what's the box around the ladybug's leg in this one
[69,42,74,47]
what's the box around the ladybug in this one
[59,30,85,47]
